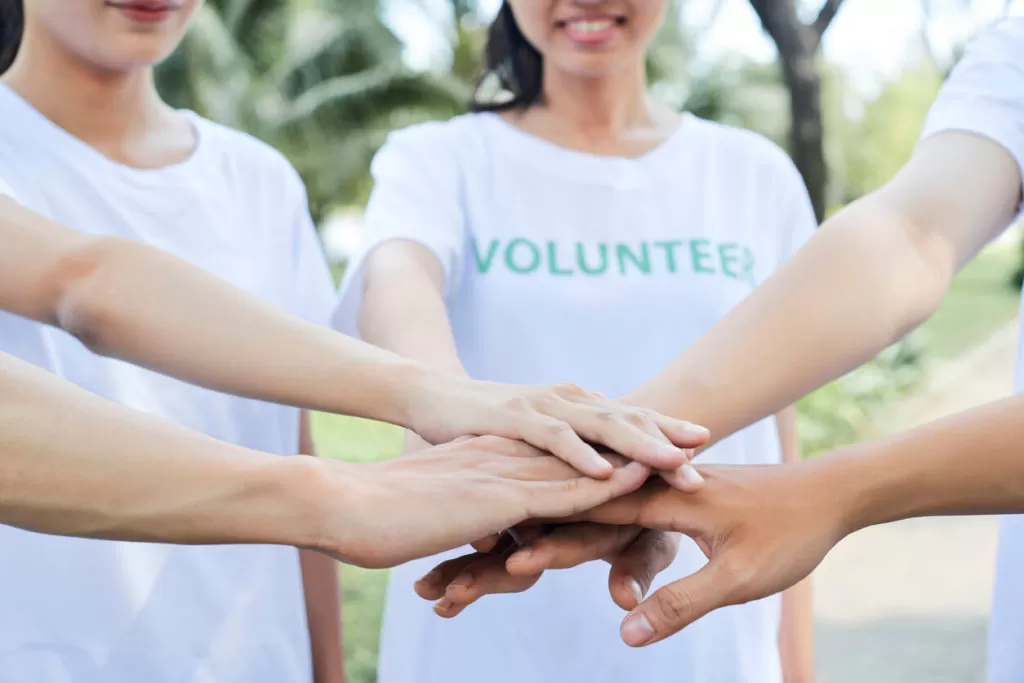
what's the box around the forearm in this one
[819,394,1024,532]
[58,237,435,426]
[0,197,435,428]
[629,200,950,445]
[0,351,329,546]
[629,133,1021,448]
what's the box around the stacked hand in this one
[315,436,654,569]
[414,459,850,646]
[408,377,709,489]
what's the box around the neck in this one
[2,25,168,149]
[539,62,654,135]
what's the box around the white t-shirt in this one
[0,84,335,683]
[334,112,816,683]
[919,17,1024,683]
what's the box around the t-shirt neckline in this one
[0,82,208,178]
[477,110,699,186]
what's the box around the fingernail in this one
[629,579,644,605]
[434,598,454,613]
[678,464,704,487]
[451,572,474,591]
[682,422,710,439]
[621,611,655,647]
[507,547,533,568]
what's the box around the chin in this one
[551,55,630,80]
[95,37,180,70]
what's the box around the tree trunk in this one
[747,0,844,222]
[780,52,827,220]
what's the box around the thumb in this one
[619,560,727,647]
[607,531,681,611]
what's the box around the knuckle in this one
[553,382,586,398]
[653,584,697,625]
[505,395,532,413]
[546,421,575,440]
[623,411,648,428]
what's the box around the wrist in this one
[804,442,913,538]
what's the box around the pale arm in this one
[0,196,705,471]
[298,413,346,683]
[776,407,815,683]
[358,240,705,469]
[629,133,1022,443]
[0,350,651,567]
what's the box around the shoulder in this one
[189,113,306,194]
[374,113,494,166]
[926,18,1024,118]
[684,114,804,188]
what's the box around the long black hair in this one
[0,0,23,74]
[470,2,544,112]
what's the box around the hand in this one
[414,525,680,618]
[577,463,847,647]
[405,376,710,485]
[314,436,651,569]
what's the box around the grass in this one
[313,237,1022,682]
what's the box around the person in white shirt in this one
[334,2,817,682]
[427,16,1024,682]
[0,0,709,681]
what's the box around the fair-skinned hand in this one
[319,436,653,569]
[407,379,709,487]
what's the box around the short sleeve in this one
[286,175,337,327]
[331,122,466,337]
[919,18,1024,212]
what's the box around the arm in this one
[358,240,704,468]
[628,131,1021,444]
[580,393,1024,646]
[416,133,1024,615]
[0,350,650,566]
[298,412,346,683]
[0,197,704,474]
[776,407,815,683]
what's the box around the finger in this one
[444,554,542,608]
[567,407,692,470]
[571,480,705,532]
[620,561,725,647]
[471,534,501,553]
[519,415,615,479]
[651,414,711,450]
[524,460,650,521]
[608,531,681,610]
[658,463,705,493]
[505,523,641,576]
[414,554,481,601]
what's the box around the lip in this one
[555,14,626,47]
[106,1,181,23]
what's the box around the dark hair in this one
[470,2,543,112]
[0,0,23,74]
